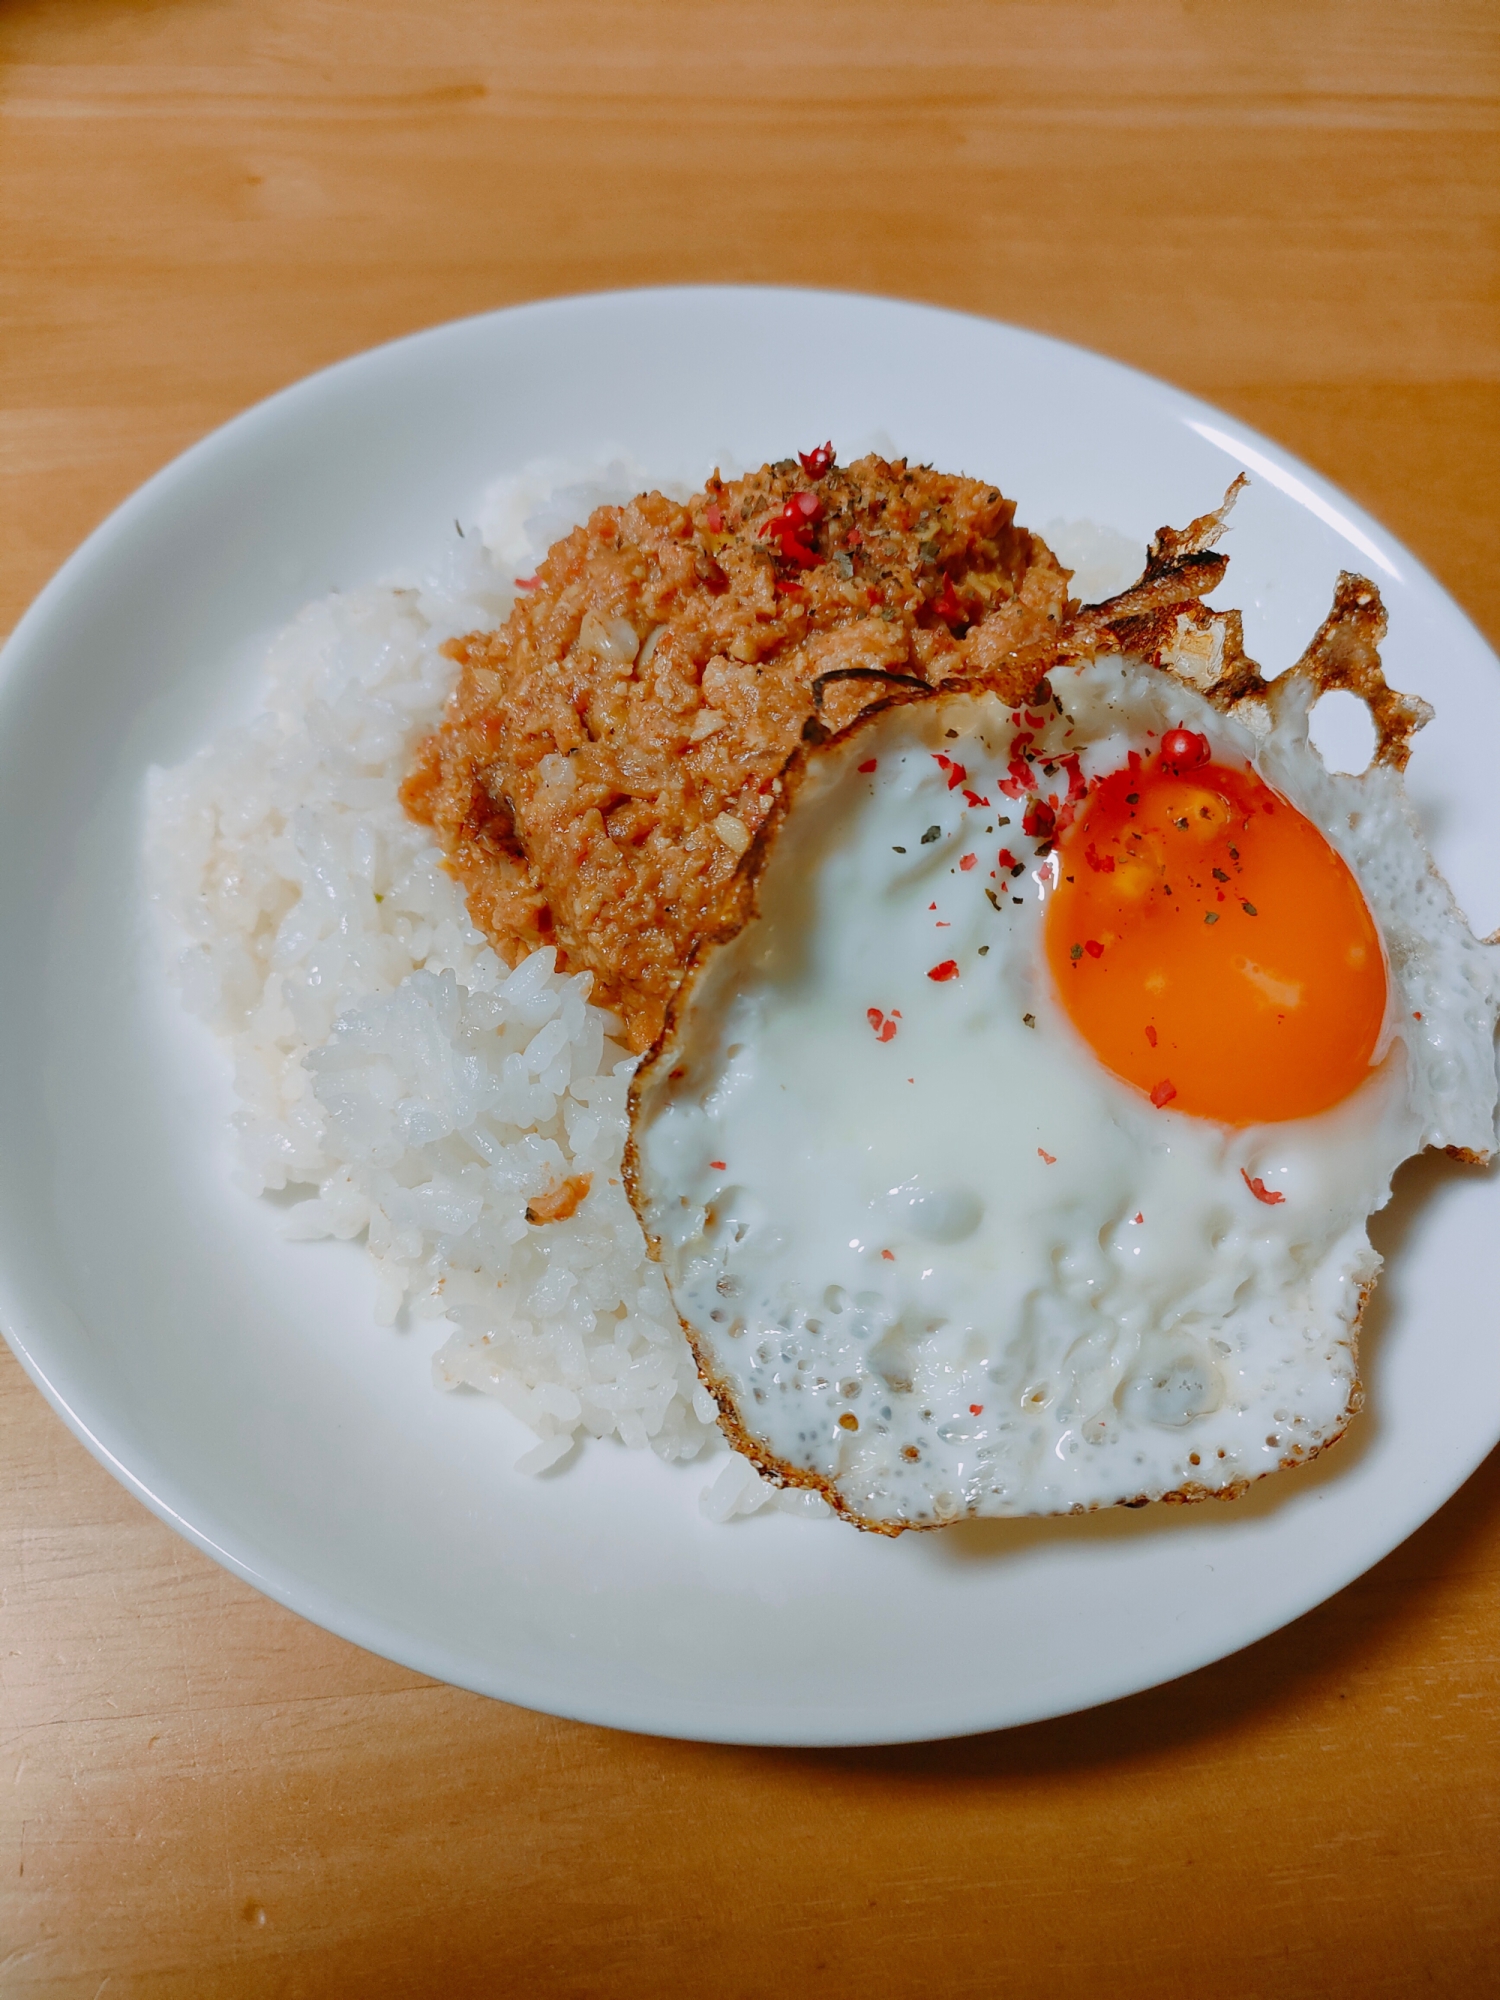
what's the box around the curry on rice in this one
[401,449,1073,1050]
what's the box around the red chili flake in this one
[931,573,965,625]
[959,853,977,871]
[858,758,878,773]
[704,503,724,533]
[929,901,937,910]
[1144,1025,1157,1047]
[1241,1168,1286,1206]
[1084,843,1115,874]
[928,960,960,982]
[1024,711,1046,729]
[1133,1212,1144,1225]
[997,848,1018,870]
[768,533,821,569]
[969,1403,984,1416]
[867,1007,898,1043]
[775,579,808,598]
[515,574,541,590]
[1160,726,1211,774]
[1084,939,1104,959]
[760,490,824,567]
[846,527,863,547]
[1022,797,1055,840]
[1150,1079,1177,1108]
[710,1161,727,1171]
[931,753,968,791]
[867,585,884,605]
[881,1248,895,1261]
[1058,752,1087,804]
[1037,1148,1057,1164]
[1413,1010,1423,1020]
[798,441,835,478]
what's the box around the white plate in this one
[2,287,1497,1747]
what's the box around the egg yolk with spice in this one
[1045,739,1388,1125]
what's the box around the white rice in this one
[145,458,829,1522]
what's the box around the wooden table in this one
[3,3,1497,1991]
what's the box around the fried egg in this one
[628,579,1500,1531]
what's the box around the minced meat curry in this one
[401,448,1073,1050]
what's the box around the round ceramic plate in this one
[2,288,1497,1747]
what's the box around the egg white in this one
[630,655,1500,1528]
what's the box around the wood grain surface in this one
[2,2,1498,1992]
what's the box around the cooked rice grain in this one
[147,462,824,1514]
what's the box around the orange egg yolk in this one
[1044,753,1388,1125]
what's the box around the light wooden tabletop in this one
[3,2,1498,1992]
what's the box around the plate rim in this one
[2,282,1497,1747]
